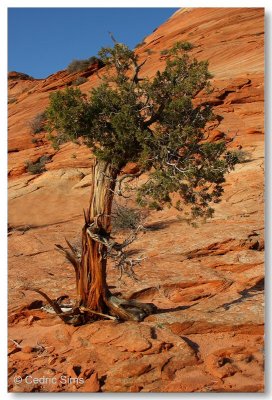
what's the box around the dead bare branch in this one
[83,208,89,225]
[55,243,80,276]
[9,338,22,349]
[109,31,118,45]
[21,287,64,315]
[21,287,84,326]
[79,306,117,320]
[86,216,145,281]
[116,169,143,196]
[132,58,147,84]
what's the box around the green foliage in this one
[170,41,194,52]
[67,56,103,73]
[25,155,51,174]
[71,76,88,86]
[98,43,136,77]
[46,40,240,219]
[160,49,169,56]
[29,112,47,134]
[46,87,92,145]
[225,149,250,164]
[46,133,61,150]
[161,41,194,56]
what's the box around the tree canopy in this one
[46,41,239,219]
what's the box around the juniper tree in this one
[44,40,239,324]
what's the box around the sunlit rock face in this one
[8,8,264,393]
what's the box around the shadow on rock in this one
[220,278,264,311]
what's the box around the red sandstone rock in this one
[82,372,100,392]
[21,345,33,353]
[8,71,34,81]
[8,7,264,394]
[121,162,140,175]
[208,130,226,142]
[66,365,78,379]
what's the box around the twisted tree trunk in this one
[56,158,156,323]
[78,159,117,312]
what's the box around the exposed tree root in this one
[22,162,157,325]
[53,205,157,323]
[22,287,85,326]
[106,295,157,322]
[22,287,156,325]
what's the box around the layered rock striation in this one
[8,8,264,393]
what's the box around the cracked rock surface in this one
[8,8,264,393]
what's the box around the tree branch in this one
[116,169,143,196]
[109,31,118,44]
[55,243,80,276]
[143,101,167,128]
[132,58,147,84]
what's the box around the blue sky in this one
[8,8,178,79]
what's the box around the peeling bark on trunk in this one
[77,159,117,312]
[64,158,157,322]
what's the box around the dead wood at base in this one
[106,295,157,322]
[23,160,157,326]
[21,287,157,326]
[21,287,85,326]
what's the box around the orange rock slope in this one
[8,8,264,393]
